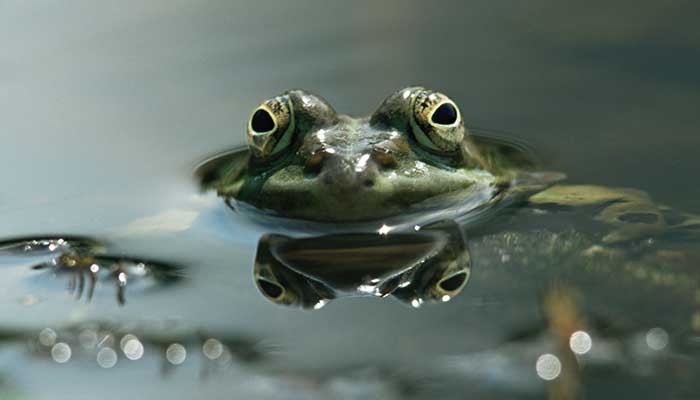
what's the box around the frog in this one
[208,87,526,224]
[200,87,700,309]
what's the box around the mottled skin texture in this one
[215,88,498,222]
[241,116,492,221]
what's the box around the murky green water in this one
[1,1,700,399]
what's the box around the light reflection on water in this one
[50,343,72,364]
[536,353,561,381]
[568,330,592,355]
[645,327,669,351]
[96,347,117,369]
[166,343,187,365]
[1,1,700,399]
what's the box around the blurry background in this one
[0,1,699,399]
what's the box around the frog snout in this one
[323,154,379,191]
[306,152,391,192]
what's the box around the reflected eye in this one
[254,234,334,309]
[257,278,284,300]
[246,96,295,159]
[437,271,468,293]
[411,90,464,153]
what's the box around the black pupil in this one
[431,103,458,125]
[251,109,275,133]
[258,279,283,299]
[439,272,467,292]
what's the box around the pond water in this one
[1,1,700,399]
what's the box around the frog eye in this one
[434,270,469,297]
[254,234,333,309]
[254,268,330,309]
[254,250,310,307]
[256,276,288,302]
[246,96,295,159]
[411,90,465,153]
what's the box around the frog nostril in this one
[372,148,398,170]
[363,179,375,188]
[304,151,325,177]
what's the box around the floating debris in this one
[0,237,183,305]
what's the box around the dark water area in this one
[1,1,700,399]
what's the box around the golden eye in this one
[411,90,464,153]
[246,96,294,159]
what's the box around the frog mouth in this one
[247,166,497,222]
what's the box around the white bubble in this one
[535,353,561,381]
[97,348,118,368]
[202,339,223,360]
[51,343,72,363]
[440,295,451,302]
[646,327,669,351]
[166,343,187,365]
[569,330,593,355]
[39,328,57,347]
[122,338,144,360]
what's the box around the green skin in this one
[206,87,700,311]
[214,88,502,223]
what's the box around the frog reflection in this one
[0,237,182,305]
[253,221,470,309]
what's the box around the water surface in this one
[1,1,700,399]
